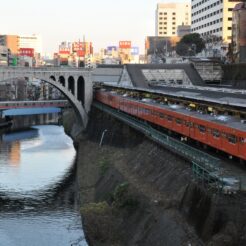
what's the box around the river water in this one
[0,125,88,246]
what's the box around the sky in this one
[0,0,188,54]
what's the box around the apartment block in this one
[191,0,241,44]
[156,2,191,37]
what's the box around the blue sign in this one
[107,46,117,52]
[131,47,139,55]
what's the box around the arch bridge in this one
[0,67,93,128]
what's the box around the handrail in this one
[93,101,241,193]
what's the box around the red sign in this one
[119,41,131,49]
[19,48,34,57]
[59,50,70,55]
[77,50,85,57]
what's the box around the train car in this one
[95,90,246,161]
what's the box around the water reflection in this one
[0,125,87,246]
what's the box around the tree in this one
[176,33,205,56]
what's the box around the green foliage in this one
[80,201,110,215]
[99,158,110,175]
[113,182,129,202]
[176,33,205,56]
[113,182,139,211]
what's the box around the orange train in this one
[95,90,246,161]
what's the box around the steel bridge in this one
[0,67,93,128]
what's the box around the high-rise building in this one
[19,34,42,54]
[156,2,191,37]
[191,0,241,44]
[0,35,19,55]
[232,2,246,63]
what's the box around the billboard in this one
[19,48,34,57]
[107,46,117,52]
[131,47,139,55]
[119,41,131,49]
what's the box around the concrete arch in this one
[58,76,65,87]
[50,75,56,81]
[0,67,92,128]
[68,76,75,95]
[0,76,88,128]
[77,76,85,106]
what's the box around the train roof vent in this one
[169,104,183,109]
[141,98,152,103]
[215,115,230,122]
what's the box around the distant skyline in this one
[0,0,189,54]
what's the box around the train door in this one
[238,132,246,160]
[223,133,239,158]
[182,116,190,137]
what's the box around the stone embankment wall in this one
[66,107,246,246]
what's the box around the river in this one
[0,125,88,246]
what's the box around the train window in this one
[159,113,164,119]
[228,135,237,144]
[212,130,220,138]
[176,119,182,125]
[198,125,206,133]
[153,111,159,116]
[167,116,173,122]
[240,137,245,143]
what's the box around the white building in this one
[19,34,42,54]
[191,0,241,44]
[156,2,191,37]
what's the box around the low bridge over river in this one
[0,67,93,128]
